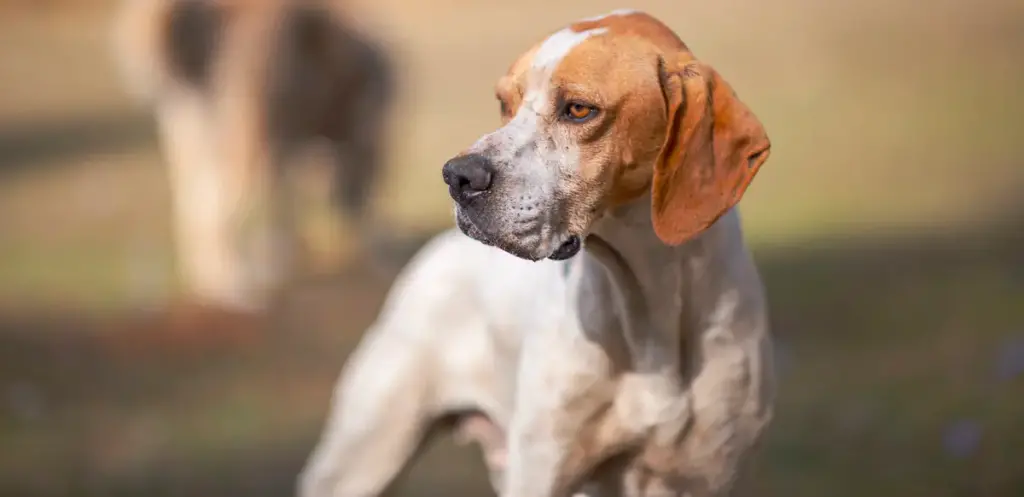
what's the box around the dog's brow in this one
[518,88,552,117]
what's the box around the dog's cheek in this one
[551,175,595,235]
[570,193,603,235]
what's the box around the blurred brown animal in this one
[111,0,394,311]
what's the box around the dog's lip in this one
[547,235,581,261]
[455,207,580,262]
[455,208,554,262]
[449,186,486,205]
[455,209,492,245]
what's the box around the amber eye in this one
[564,102,596,122]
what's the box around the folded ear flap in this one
[651,59,771,245]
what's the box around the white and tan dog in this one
[112,0,393,311]
[300,9,774,497]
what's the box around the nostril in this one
[455,173,472,191]
[464,167,492,193]
[442,154,494,200]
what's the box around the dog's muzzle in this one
[442,154,582,261]
[443,153,508,251]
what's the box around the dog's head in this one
[442,10,770,261]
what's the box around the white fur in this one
[299,204,773,497]
[532,27,608,71]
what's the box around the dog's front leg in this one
[502,323,636,497]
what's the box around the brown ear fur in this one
[651,58,771,245]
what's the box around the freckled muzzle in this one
[442,151,580,262]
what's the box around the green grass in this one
[753,233,1024,496]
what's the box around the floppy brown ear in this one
[651,58,771,245]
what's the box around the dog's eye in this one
[564,102,597,122]
[498,99,510,117]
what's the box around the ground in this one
[1,0,1023,496]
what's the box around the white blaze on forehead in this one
[470,23,610,173]
[531,27,608,72]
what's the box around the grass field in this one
[1,1,1023,496]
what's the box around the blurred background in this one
[1,0,1023,496]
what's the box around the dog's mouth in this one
[547,236,581,261]
[455,208,581,262]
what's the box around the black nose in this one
[442,154,494,204]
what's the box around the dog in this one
[111,0,393,311]
[299,9,774,497]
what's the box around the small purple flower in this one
[942,419,982,459]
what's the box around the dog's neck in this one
[585,193,744,373]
